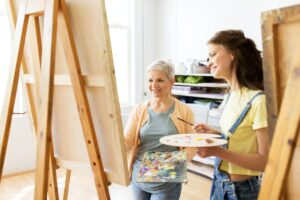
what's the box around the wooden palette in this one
[159,134,227,147]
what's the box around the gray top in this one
[132,103,180,193]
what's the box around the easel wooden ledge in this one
[0,0,111,199]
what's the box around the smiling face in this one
[148,70,174,97]
[207,44,235,81]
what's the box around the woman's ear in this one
[170,78,175,85]
[230,53,234,61]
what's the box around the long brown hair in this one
[208,30,264,90]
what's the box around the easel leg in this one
[48,142,59,200]
[259,67,300,199]
[63,169,72,200]
[31,16,42,94]
[0,3,29,181]
[30,15,59,200]
[34,0,59,199]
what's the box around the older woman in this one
[124,60,196,200]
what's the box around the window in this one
[0,4,9,113]
[0,1,25,115]
[105,0,132,106]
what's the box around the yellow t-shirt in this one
[219,87,268,176]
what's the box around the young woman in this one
[124,60,196,200]
[194,30,269,200]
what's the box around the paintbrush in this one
[176,117,194,126]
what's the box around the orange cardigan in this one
[124,98,197,177]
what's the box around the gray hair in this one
[147,59,175,80]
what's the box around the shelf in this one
[209,108,223,118]
[192,155,215,166]
[175,73,213,77]
[174,82,229,88]
[187,161,214,179]
[172,91,225,100]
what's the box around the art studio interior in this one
[0,0,300,199]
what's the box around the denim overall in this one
[210,92,263,200]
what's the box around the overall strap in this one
[228,91,264,134]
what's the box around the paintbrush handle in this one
[177,117,194,126]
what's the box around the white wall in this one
[142,0,300,65]
[142,0,177,65]
[2,114,36,176]
[175,0,269,61]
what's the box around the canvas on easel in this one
[0,0,129,199]
[259,4,300,200]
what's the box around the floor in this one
[0,169,211,200]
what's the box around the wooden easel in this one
[0,0,110,199]
[259,66,300,199]
[258,4,300,200]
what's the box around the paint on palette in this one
[173,136,204,144]
[136,151,187,183]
